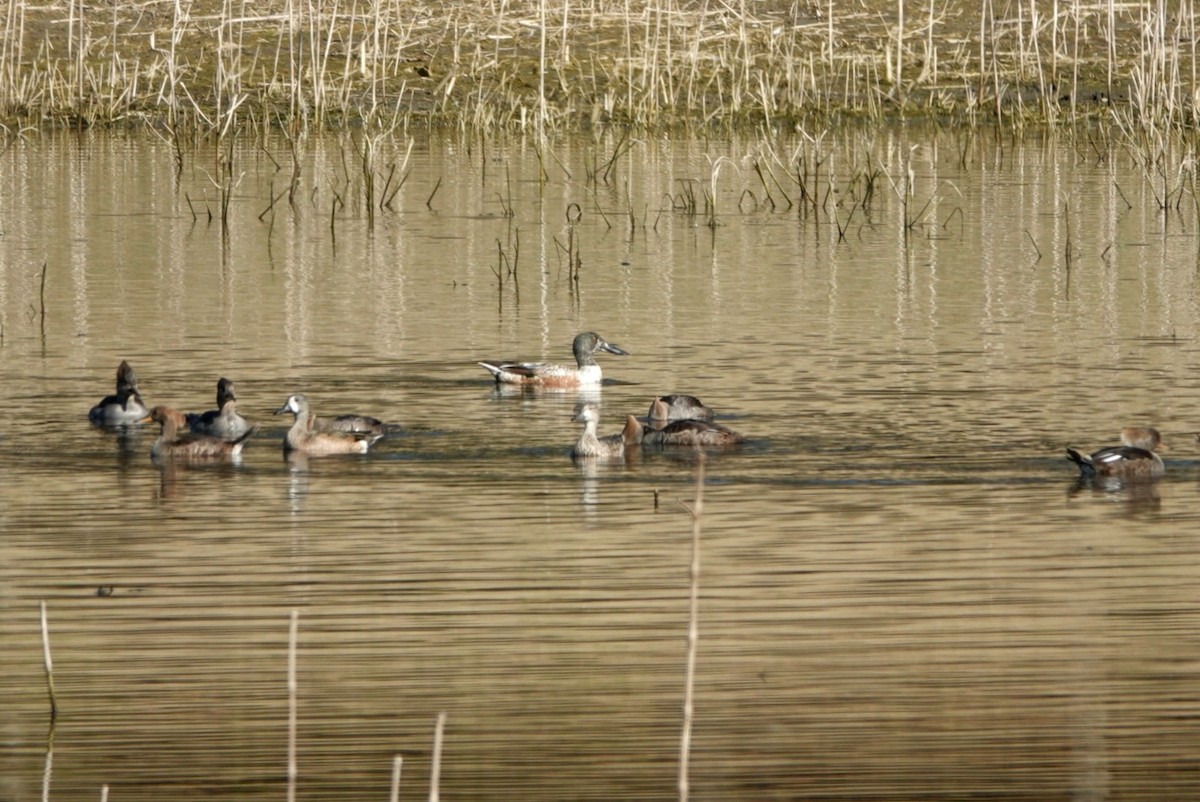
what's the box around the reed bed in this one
[1,0,1199,135]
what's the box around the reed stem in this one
[678,455,704,802]
[429,711,447,802]
[38,261,47,337]
[40,601,57,720]
[389,755,403,802]
[287,609,298,802]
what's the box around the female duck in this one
[187,377,252,439]
[142,406,256,461]
[570,402,641,460]
[89,360,150,425]
[274,394,382,455]
[647,394,715,424]
[634,416,745,448]
[1066,426,1165,479]
[479,332,628,387]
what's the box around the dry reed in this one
[389,755,403,802]
[40,600,57,719]
[678,454,704,802]
[0,0,1196,135]
[287,609,298,802]
[429,711,447,802]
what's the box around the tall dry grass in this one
[0,0,1197,137]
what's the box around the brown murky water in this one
[3,128,1200,801]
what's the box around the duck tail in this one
[230,425,259,451]
[623,415,644,445]
[1065,447,1096,478]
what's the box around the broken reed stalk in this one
[287,609,299,802]
[40,600,57,720]
[678,455,705,802]
[389,755,403,802]
[429,711,447,802]
[38,261,47,336]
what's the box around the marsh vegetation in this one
[1,0,1198,135]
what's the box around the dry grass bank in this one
[0,0,1196,134]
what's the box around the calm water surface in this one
[3,128,1200,801]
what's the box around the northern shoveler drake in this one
[89,360,150,425]
[647,394,714,424]
[633,416,745,447]
[274,394,382,455]
[187,377,253,440]
[1066,426,1165,480]
[142,406,256,460]
[570,402,641,459]
[478,332,629,387]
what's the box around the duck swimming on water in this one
[89,360,150,425]
[479,332,629,387]
[647,394,715,425]
[1066,427,1165,480]
[274,394,382,456]
[630,415,745,448]
[570,402,641,460]
[143,406,256,461]
[187,377,253,440]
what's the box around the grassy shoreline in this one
[0,1,1196,134]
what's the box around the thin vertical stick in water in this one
[429,712,447,802]
[38,261,47,336]
[40,601,57,720]
[389,755,403,802]
[678,456,705,802]
[287,610,299,802]
[41,729,53,802]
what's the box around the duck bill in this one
[600,341,629,356]
[273,405,291,415]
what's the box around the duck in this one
[570,402,641,460]
[647,394,714,424]
[1066,426,1165,480]
[478,332,629,387]
[187,377,253,439]
[89,360,150,425]
[631,416,745,447]
[142,406,256,460]
[274,394,382,455]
